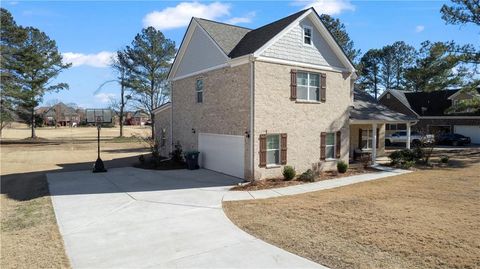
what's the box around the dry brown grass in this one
[1,127,149,269]
[224,152,480,269]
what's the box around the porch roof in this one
[350,90,416,123]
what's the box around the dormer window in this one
[303,26,312,45]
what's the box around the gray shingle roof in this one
[194,18,251,56]
[194,9,309,59]
[351,90,415,122]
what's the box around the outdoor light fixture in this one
[192,128,196,133]
[245,131,250,138]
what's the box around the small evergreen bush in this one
[440,155,449,164]
[337,161,348,173]
[299,169,315,182]
[282,166,296,181]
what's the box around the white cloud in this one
[62,51,115,68]
[415,25,425,33]
[143,2,231,30]
[293,0,355,15]
[225,11,256,25]
[95,93,116,104]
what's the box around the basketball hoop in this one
[85,109,112,173]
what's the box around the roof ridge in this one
[250,8,310,32]
[193,17,252,31]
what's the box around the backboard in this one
[86,109,113,123]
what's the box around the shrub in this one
[401,160,415,169]
[440,155,449,164]
[389,148,425,166]
[337,161,348,173]
[299,169,315,182]
[170,142,183,163]
[282,166,296,181]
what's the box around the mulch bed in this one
[231,165,380,191]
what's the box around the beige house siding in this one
[171,64,252,178]
[253,60,352,180]
[154,106,172,157]
[349,124,386,158]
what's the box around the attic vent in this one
[386,93,391,99]
[421,107,428,115]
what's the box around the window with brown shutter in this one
[290,69,297,100]
[259,134,267,167]
[320,73,326,102]
[376,128,380,148]
[336,131,341,158]
[280,133,287,164]
[320,132,326,160]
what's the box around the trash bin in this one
[184,151,200,170]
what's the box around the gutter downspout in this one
[250,58,255,181]
[170,82,174,154]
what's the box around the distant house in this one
[379,89,480,143]
[37,103,81,126]
[124,111,150,126]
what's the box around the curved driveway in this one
[48,168,324,268]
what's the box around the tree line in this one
[1,0,478,139]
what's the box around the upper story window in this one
[296,72,320,101]
[303,26,312,45]
[196,78,203,103]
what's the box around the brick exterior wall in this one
[154,106,172,157]
[253,60,353,180]
[170,64,252,178]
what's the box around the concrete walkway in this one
[48,168,324,269]
[223,165,411,201]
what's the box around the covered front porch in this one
[350,90,418,165]
[349,120,414,165]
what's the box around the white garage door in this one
[454,125,480,144]
[198,133,244,178]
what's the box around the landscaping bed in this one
[231,164,380,191]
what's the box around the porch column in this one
[406,122,411,149]
[372,123,377,165]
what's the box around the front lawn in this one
[223,151,480,269]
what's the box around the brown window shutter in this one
[336,131,341,158]
[320,73,326,102]
[320,132,326,160]
[358,129,362,149]
[280,133,287,165]
[290,69,297,100]
[259,134,267,167]
[376,128,380,148]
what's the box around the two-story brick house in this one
[154,8,415,180]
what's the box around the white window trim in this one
[266,134,281,166]
[325,132,336,160]
[297,72,320,102]
[196,78,204,103]
[362,129,373,150]
[302,25,313,46]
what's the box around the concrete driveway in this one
[48,168,323,268]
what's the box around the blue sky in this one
[4,0,478,108]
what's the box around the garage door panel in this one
[198,133,244,179]
[454,125,480,144]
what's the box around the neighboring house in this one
[125,111,150,126]
[38,103,81,126]
[154,8,414,180]
[379,89,480,143]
